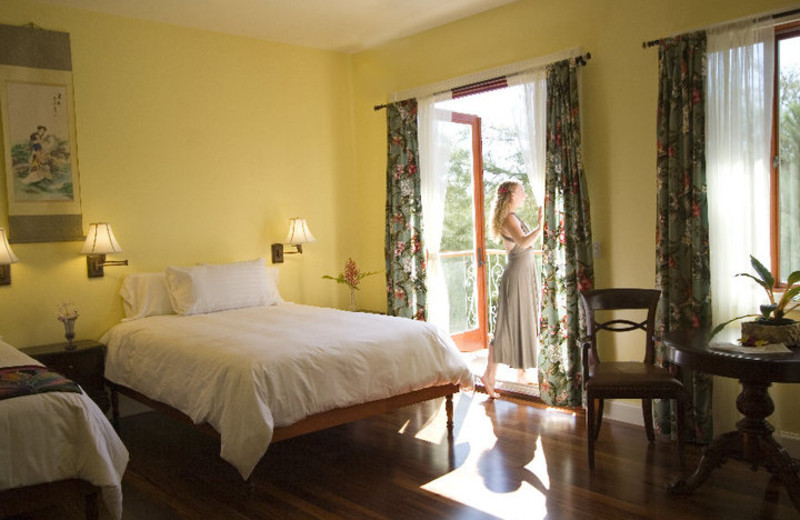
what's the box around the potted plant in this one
[711,255,800,345]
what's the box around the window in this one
[773,24,800,283]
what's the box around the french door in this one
[440,112,489,352]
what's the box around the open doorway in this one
[433,85,543,394]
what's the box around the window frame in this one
[771,22,800,286]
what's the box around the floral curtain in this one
[384,99,427,320]
[538,58,595,408]
[653,33,714,444]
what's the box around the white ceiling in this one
[36,0,519,53]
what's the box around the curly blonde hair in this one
[491,181,521,240]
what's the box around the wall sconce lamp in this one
[271,218,316,263]
[80,222,128,278]
[0,228,19,286]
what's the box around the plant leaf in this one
[736,273,772,297]
[709,314,758,340]
[750,255,774,289]
[779,285,800,309]
[786,270,800,288]
[784,301,800,315]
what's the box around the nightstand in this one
[22,339,110,413]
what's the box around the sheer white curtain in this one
[707,20,774,330]
[512,69,548,208]
[419,94,453,332]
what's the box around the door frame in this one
[448,112,489,352]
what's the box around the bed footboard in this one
[107,380,459,441]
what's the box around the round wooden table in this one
[661,328,800,512]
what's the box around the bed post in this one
[446,393,454,436]
[108,382,119,430]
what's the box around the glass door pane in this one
[439,113,487,351]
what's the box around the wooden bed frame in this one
[0,478,99,520]
[108,380,459,464]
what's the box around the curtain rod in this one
[642,6,800,48]
[374,51,592,111]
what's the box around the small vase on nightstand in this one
[61,317,77,350]
[349,288,357,312]
[57,302,79,351]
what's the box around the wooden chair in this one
[580,288,685,470]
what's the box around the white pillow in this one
[165,258,282,316]
[120,273,176,321]
[265,266,283,303]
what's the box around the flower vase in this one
[349,288,357,312]
[62,317,77,350]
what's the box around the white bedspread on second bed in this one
[101,303,472,479]
[0,341,128,520]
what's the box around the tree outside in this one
[779,53,800,281]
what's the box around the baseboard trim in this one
[603,399,644,427]
[603,400,800,458]
[779,431,800,458]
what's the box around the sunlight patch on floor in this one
[411,396,451,444]
[464,349,538,385]
[394,394,452,444]
[397,419,410,434]
[421,394,550,520]
[546,406,577,418]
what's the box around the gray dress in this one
[492,213,540,369]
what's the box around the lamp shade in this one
[80,223,123,255]
[0,228,18,265]
[285,218,316,245]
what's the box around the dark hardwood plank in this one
[7,392,798,519]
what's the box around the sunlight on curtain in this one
[419,95,455,332]
[706,19,775,435]
[512,70,547,208]
[707,20,774,333]
[384,100,426,319]
[538,59,594,408]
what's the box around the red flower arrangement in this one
[323,258,381,311]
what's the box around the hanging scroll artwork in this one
[0,24,82,243]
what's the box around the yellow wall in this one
[0,0,360,347]
[349,0,800,436]
[3,0,800,439]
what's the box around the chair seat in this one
[587,362,683,394]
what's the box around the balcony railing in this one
[440,248,542,337]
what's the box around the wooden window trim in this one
[771,23,800,286]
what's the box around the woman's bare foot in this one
[479,375,499,399]
[517,369,530,385]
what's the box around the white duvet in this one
[101,303,472,480]
[0,340,128,520]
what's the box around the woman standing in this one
[480,180,542,398]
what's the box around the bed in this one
[0,338,128,520]
[101,259,473,480]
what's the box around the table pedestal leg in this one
[668,380,800,512]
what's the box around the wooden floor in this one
[9,391,799,520]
